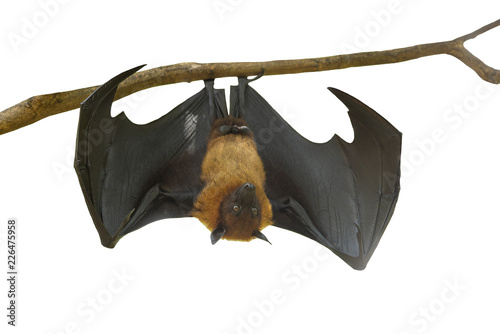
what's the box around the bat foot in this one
[242,69,265,83]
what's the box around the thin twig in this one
[1,19,499,135]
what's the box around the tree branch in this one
[1,19,499,135]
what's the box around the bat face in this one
[217,182,262,241]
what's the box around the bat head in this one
[193,182,273,245]
[211,182,271,244]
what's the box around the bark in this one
[1,19,499,135]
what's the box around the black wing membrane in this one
[232,79,401,270]
[75,65,227,247]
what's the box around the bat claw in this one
[245,69,265,83]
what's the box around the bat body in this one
[75,65,402,270]
[193,116,273,243]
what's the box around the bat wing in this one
[231,78,402,270]
[75,65,227,247]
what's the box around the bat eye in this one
[232,205,241,213]
[251,208,258,216]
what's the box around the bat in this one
[74,65,402,270]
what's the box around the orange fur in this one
[192,117,273,241]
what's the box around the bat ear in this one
[253,230,272,245]
[210,225,226,245]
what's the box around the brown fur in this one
[192,116,273,241]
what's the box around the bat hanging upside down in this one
[74,65,402,270]
[193,115,273,245]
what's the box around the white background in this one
[1,1,500,333]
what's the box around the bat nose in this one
[244,183,255,190]
[236,183,257,205]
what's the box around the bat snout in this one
[243,182,255,190]
[235,183,257,204]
